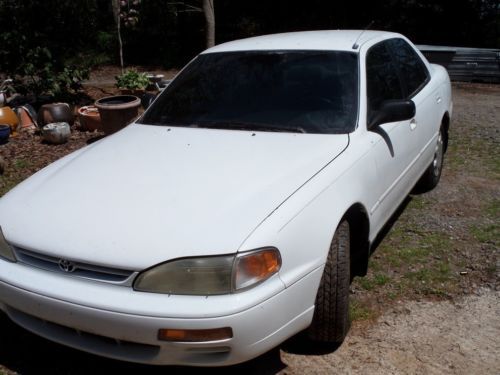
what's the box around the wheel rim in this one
[433,132,444,177]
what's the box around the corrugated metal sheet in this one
[417,45,500,83]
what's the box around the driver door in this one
[365,40,418,234]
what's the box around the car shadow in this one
[86,134,106,144]
[0,312,285,374]
[370,195,412,254]
[281,331,341,355]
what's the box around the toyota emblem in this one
[58,259,76,273]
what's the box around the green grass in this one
[0,176,22,198]
[0,158,33,197]
[354,219,458,300]
[358,273,391,291]
[468,198,500,245]
[373,274,391,286]
[349,300,375,321]
[447,135,499,179]
[13,158,31,170]
[486,198,500,218]
[409,196,430,210]
[470,224,499,244]
[404,263,451,284]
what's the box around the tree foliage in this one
[0,0,498,76]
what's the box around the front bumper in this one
[0,260,320,366]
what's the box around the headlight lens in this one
[134,255,234,295]
[0,226,16,262]
[134,248,281,295]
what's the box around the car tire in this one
[308,219,350,343]
[415,127,445,192]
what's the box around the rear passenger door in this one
[387,38,440,177]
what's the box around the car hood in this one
[0,124,348,270]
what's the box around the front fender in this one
[239,134,378,288]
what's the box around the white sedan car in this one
[0,30,451,366]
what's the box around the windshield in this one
[140,50,359,134]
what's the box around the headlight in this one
[0,226,16,262]
[133,248,281,295]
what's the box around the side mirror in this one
[368,99,416,130]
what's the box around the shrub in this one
[115,69,149,90]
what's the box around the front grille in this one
[13,247,138,286]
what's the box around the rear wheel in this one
[416,127,445,192]
[308,220,351,343]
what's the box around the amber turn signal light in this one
[158,327,233,342]
[234,248,281,290]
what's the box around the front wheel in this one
[308,220,351,343]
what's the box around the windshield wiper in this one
[193,121,306,133]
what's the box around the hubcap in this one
[433,132,444,177]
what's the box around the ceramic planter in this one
[0,124,11,144]
[147,74,165,84]
[78,105,102,132]
[95,95,141,135]
[38,103,74,127]
[14,105,37,131]
[0,107,19,134]
[42,122,71,144]
[0,92,6,107]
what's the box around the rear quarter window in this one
[388,38,430,97]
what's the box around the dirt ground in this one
[0,82,498,374]
[281,288,499,374]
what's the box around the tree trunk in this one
[203,0,215,48]
[111,0,124,73]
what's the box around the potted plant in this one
[115,69,149,95]
[77,105,102,132]
[0,124,11,144]
[95,95,140,135]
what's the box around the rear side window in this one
[366,42,404,117]
[388,38,429,97]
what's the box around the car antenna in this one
[352,21,374,50]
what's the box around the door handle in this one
[409,119,417,131]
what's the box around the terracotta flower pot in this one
[42,122,71,144]
[95,95,141,135]
[14,105,37,131]
[0,106,19,134]
[78,105,102,132]
[38,103,74,127]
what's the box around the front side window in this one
[388,38,429,97]
[140,51,359,134]
[366,42,404,122]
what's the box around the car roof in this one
[203,30,401,54]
